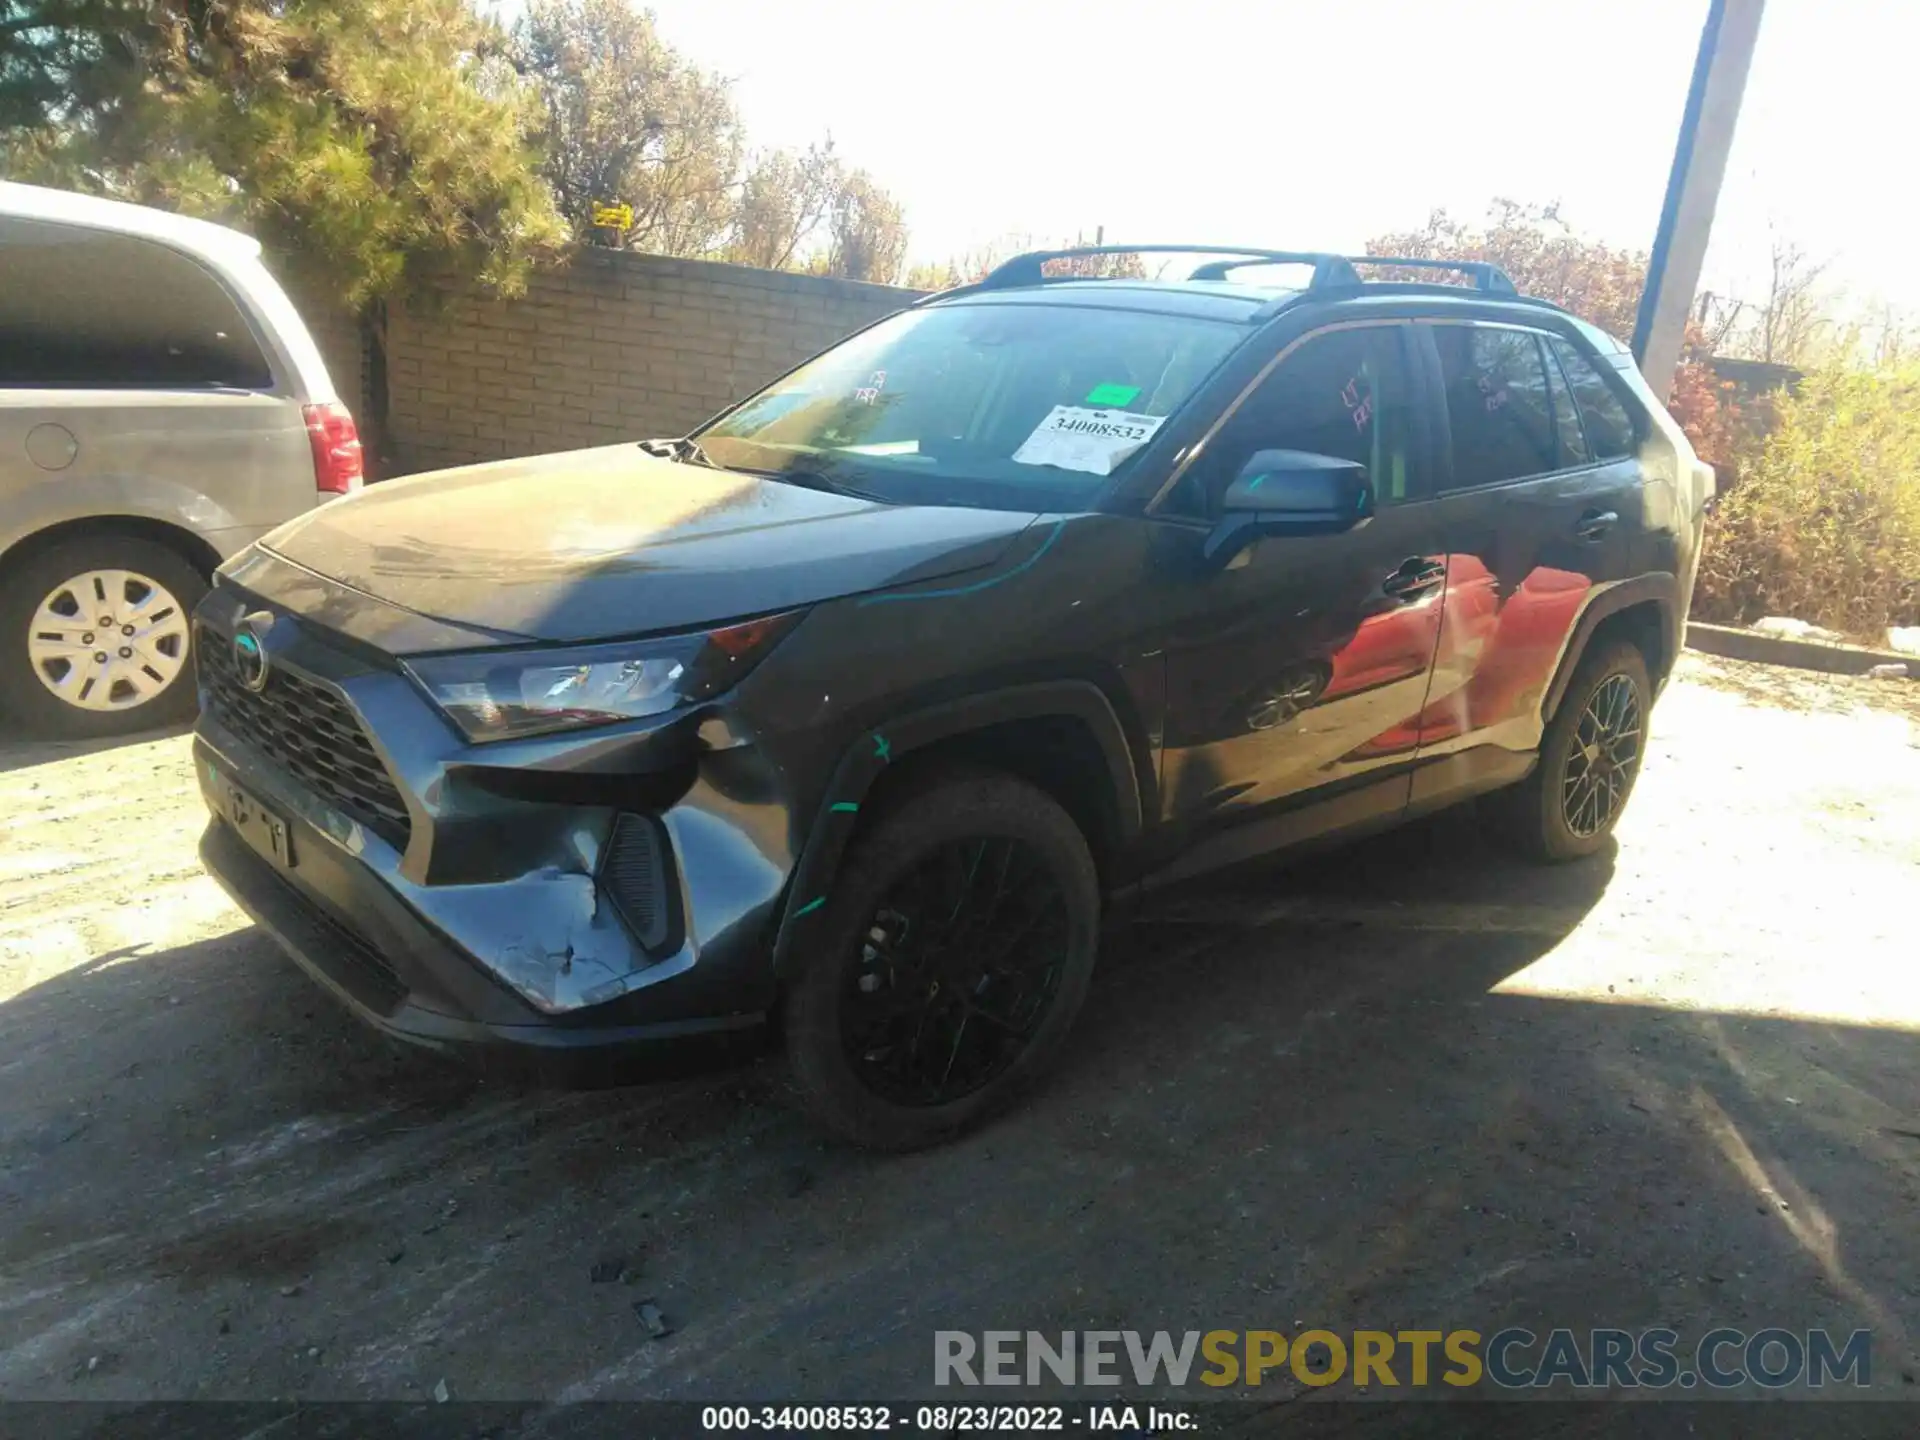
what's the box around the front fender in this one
[767,679,1146,976]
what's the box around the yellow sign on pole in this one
[591,202,634,232]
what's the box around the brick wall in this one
[375,249,924,477]
[302,303,366,417]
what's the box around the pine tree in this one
[2,0,565,310]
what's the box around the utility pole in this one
[1630,0,1766,400]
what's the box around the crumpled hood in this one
[258,444,1040,643]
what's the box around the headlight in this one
[405,610,803,743]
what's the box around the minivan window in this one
[1548,335,1637,459]
[0,217,274,389]
[696,302,1243,505]
[1434,325,1559,488]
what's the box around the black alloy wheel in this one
[1562,672,1642,838]
[785,771,1100,1150]
[840,836,1071,1108]
[1490,638,1652,863]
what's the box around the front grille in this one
[197,623,412,849]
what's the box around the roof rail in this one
[950,244,1524,306]
[1183,251,1364,287]
[975,244,1362,292]
[1346,255,1518,294]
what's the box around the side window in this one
[1549,336,1637,460]
[0,217,274,389]
[1177,326,1416,516]
[1433,326,1558,488]
[1544,341,1590,466]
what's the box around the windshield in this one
[694,302,1244,506]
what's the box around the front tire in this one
[0,535,207,738]
[784,771,1100,1150]
[1493,639,1651,862]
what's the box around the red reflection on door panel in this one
[1321,589,1444,703]
[1323,565,1447,762]
[1417,555,1589,746]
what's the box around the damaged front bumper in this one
[191,587,798,1065]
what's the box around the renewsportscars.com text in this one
[934,1327,1872,1391]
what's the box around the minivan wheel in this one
[1493,639,1650,862]
[0,536,208,738]
[784,772,1100,1150]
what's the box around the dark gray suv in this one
[192,245,1713,1148]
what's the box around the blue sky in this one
[632,0,1919,322]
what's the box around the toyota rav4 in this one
[192,245,1714,1149]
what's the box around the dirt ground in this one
[2,651,1917,1410]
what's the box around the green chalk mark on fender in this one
[792,896,826,918]
[830,801,859,813]
[873,734,891,762]
[856,519,1065,607]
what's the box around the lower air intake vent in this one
[602,813,677,954]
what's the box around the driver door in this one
[1157,322,1451,867]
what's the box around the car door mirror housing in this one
[1203,449,1375,567]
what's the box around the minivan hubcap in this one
[27,570,190,712]
[1563,672,1641,838]
[842,837,1070,1107]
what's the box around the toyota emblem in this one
[233,615,274,692]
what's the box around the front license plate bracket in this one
[220,773,295,870]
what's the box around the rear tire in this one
[1492,639,1651,862]
[784,771,1100,1150]
[0,535,207,738]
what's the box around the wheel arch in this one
[768,680,1147,977]
[1541,574,1678,725]
[0,514,224,582]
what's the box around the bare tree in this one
[824,171,908,284]
[1868,302,1913,369]
[1742,238,1832,367]
[512,2,911,275]
[727,141,841,271]
[1694,291,1746,354]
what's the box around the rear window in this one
[0,216,274,389]
[1548,336,1638,459]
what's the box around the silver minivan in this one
[0,181,360,737]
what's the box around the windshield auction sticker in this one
[1012,406,1167,476]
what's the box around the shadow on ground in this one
[1,805,1914,1403]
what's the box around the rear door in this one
[1408,320,1648,785]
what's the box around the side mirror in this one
[1203,449,1375,568]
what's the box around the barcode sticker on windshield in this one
[1012,406,1167,476]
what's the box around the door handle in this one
[1575,509,1618,542]
[1380,557,1446,602]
